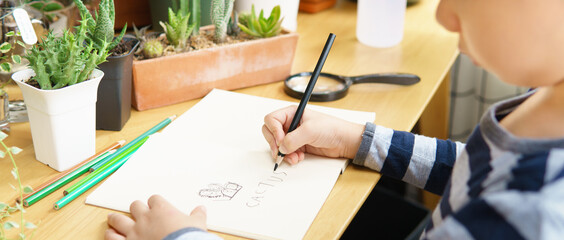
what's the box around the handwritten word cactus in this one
[73,0,126,51]
[238,5,283,38]
[211,0,234,43]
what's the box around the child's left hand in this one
[105,194,208,240]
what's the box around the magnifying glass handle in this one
[349,73,421,85]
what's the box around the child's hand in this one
[105,195,207,240]
[262,106,365,165]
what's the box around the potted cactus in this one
[11,13,109,172]
[131,0,298,111]
[73,0,138,131]
[235,0,300,31]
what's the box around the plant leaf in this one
[0,131,7,141]
[11,168,17,180]
[17,40,26,48]
[269,6,281,25]
[9,146,22,155]
[16,202,25,213]
[24,221,37,229]
[29,2,44,11]
[0,42,11,53]
[0,202,7,210]
[43,2,64,12]
[5,31,15,37]
[259,9,264,21]
[3,221,18,230]
[23,186,33,194]
[12,55,21,64]
[238,24,261,38]
[0,62,11,72]
[259,18,268,34]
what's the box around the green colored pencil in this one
[63,136,150,195]
[22,150,115,207]
[89,115,176,171]
[54,149,140,210]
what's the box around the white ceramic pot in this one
[12,69,104,172]
[234,0,300,32]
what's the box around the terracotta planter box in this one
[299,0,338,13]
[131,29,299,111]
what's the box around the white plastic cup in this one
[234,0,300,32]
[356,0,407,48]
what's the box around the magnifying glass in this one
[284,72,421,102]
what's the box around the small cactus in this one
[159,7,195,50]
[238,5,283,38]
[143,39,164,59]
[73,0,126,51]
[211,0,234,43]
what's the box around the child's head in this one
[436,0,564,88]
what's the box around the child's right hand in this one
[262,106,366,165]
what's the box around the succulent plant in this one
[26,0,64,22]
[143,38,164,59]
[159,6,195,50]
[187,0,200,36]
[24,16,109,90]
[0,31,25,73]
[238,5,283,38]
[211,0,234,43]
[227,11,240,36]
[73,0,126,51]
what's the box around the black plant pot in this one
[96,38,140,131]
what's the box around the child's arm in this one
[353,123,465,195]
[425,164,564,239]
[263,107,465,195]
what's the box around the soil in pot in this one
[109,38,139,57]
[135,27,257,60]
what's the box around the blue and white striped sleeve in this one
[163,227,223,240]
[352,122,465,195]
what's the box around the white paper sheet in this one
[86,89,375,240]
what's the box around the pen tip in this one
[273,163,279,172]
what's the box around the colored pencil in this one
[63,136,149,196]
[18,140,125,206]
[89,115,176,172]
[23,150,115,207]
[54,136,149,210]
[274,33,336,171]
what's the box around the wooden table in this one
[1,0,458,239]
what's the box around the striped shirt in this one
[353,91,564,239]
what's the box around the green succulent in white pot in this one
[11,13,109,172]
